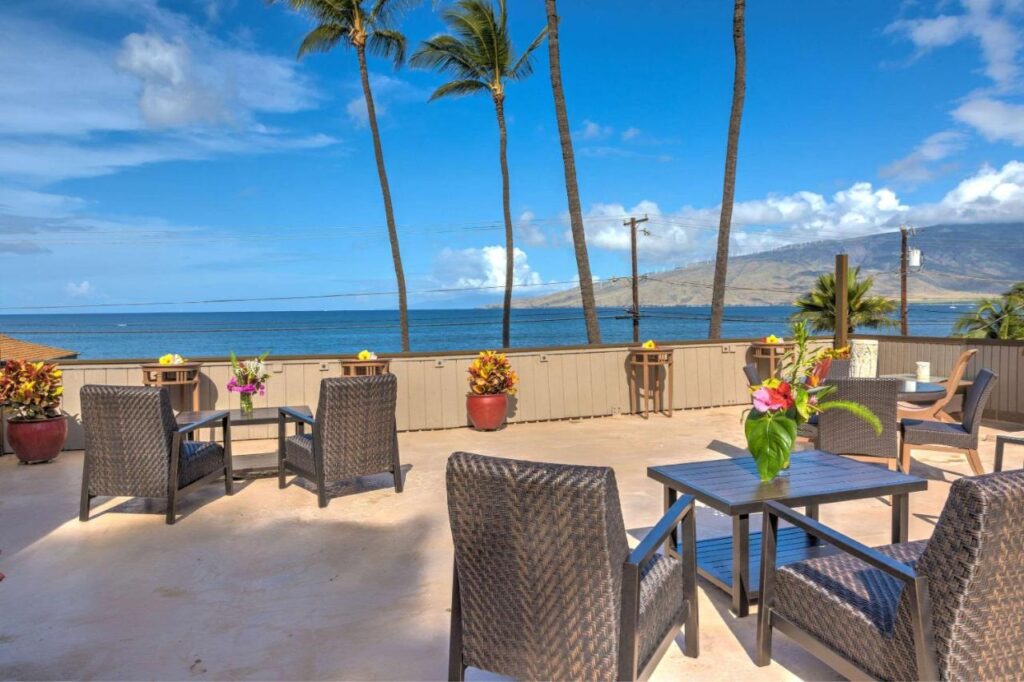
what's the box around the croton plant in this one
[467,351,519,396]
[745,322,879,481]
[0,360,64,421]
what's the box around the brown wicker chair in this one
[79,385,232,525]
[901,368,997,476]
[817,377,901,469]
[757,469,1024,681]
[445,452,698,682]
[278,374,402,508]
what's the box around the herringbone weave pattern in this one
[446,452,629,681]
[818,378,899,461]
[637,553,685,670]
[310,375,398,481]
[81,385,177,498]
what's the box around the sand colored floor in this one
[1,407,1018,680]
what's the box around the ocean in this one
[0,304,970,360]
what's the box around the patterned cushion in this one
[178,441,224,487]
[637,553,685,670]
[285,434,315,473]
[902,419,975,448]
[774,540,928,681]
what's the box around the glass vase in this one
[239,393,254,416]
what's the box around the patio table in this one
[648,449,927,617]
[176,406,312,479]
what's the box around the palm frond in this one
[428,78,490,100]
[368,28,407,67]
[297,23,348,57]
[818,399,883,435]
[507,27,547,81]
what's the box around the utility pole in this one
[625,215,650,343]
[835,253,849,349]
[899,224,910,336]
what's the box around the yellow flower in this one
[158,354,173,365]
[764,335,783,344]
[642,339,657,349]
[357,350,376,361]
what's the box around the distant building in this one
[0,334,79,362]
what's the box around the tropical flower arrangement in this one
[0,360,64,421]
[467,351,518,396]
[745,323,879,481]
[158,353,187,365]
[228,351,270,414]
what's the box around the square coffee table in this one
[648,449,928,617]
[176,406,312,479]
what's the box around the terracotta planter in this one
[466,393,509,431]
[7,416,67,464]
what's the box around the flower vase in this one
[239,393,254,416]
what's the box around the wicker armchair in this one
[278,374,402,508]
[816,378,900,469]
[757,469,1024,680]
[743,362,761,388]
[445,452,698,681]
[827,358,851,379]
[79,385,232,524]
[901,368,997,476]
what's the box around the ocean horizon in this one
[0,304,973,360]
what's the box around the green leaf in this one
[818,399,883,434]
[745,412,796,481]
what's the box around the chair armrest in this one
[279,407,314,427]
[176,410,229,436]
[627,493,695,568]
[763,501,917,583]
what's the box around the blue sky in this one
[2,0,1024,312]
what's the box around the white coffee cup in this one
[905,380,917,392]
[916,361,930,382]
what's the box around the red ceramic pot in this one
[466,393,509,431]
[8,416,67,464]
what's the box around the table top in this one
[176,405,312,427]
[895,380,946,402]
[648,449,927,515]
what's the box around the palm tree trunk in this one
[708,0,746,339]
[357,43,410,352]
[545,0,601,344]
[495,95,513,349]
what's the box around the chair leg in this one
[393,467,404,494]
[79,492,92,522]
[224,467,234,495]
[900,442,913,474]
[886,458,897,471]
[966,448,985,476]
[449,564,466,682]
[165,489,177,525]
[277,452,287,490]
[316,469,328,509]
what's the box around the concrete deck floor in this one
[0,407,1018,681]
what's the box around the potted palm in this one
[466,351,518,430]
[0,360,67,463]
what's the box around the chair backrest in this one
[939,348,977,405]
[913,470,1024,680]
[827,358,851,379]
[817,378,899,460]
[446,452,629,681]
[314,374,398,481]
[743,363,761,387]
[961,368,997,436]
[81,385,176,498]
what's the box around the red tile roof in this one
[0,334,78,361]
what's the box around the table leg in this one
[664,487,679,556]
[732,514,750,617]
[995,438,1005,473]
[806,504,820,545]
[628,366,636,416]
[667,359,674,417]
[892,493,909,544]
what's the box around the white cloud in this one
[953,97,1024,144]
[622,127,641,141]
[65,281,94,297]
[346,74,423,126]
[910,160,1024,223]
[880,130,968,183]
[433,246,543,290]
[578,119,613,141]
[516,211,547,246]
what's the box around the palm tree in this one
[708,0,747,339]
[411,0,545,348]
[954,296,1024,340]
[1004,282,1024,301]
[544,0,601,344]
[791,268,898,335]
[273,0,413,351]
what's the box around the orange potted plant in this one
[466,351,518,430]
[0,360,67,463]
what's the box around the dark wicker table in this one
[648,449,928,617]
[176,406,312,479]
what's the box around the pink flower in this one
[752,382,795,413]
